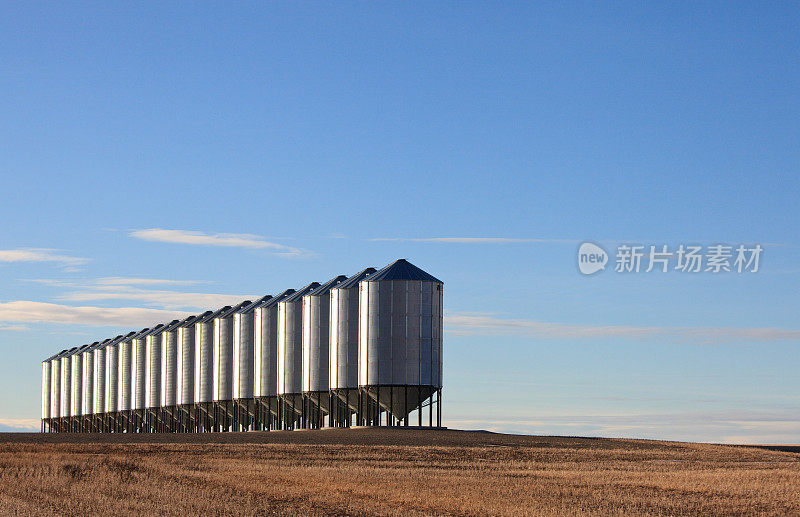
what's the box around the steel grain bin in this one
[108,333,132,413]
[232,296,271,400]
[160,319,182,407]
[195,308,228,404]
[302,275,347,395]
[277,283,319,397]
[213,302,250,402]
[70,345,89,417]
[118,331,140,411]
[92,340,110,414]
[330,268,376,409]
[177,314,203,406]
[81,342,98,415]
[144,324,168,409]
[60,348,76,418]
[358,259,443,420]
[254,290,294,398]
[103,335,126,414]
[41,357,53,421]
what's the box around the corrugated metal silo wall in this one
[81,350,93,415]
[93,347,106,414]
[145,333,162,408]
[277,301,303,395]
[70,353,82,417]
[232,312,254,399]
[133,337,147,410]
[194,322,213,403]
[254,306,278,397]
[105,344,119,413]
[60,356,71,417]
[41,361,51,420]
[213,316,234,401]
[302,294,330,393]
[50,358,61,419]
[161,329,178,407]
[177,326,195,405]
[330,286,359,389]
[118,341,132,411]
[358,279,443,388]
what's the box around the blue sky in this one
[1,3,798,442]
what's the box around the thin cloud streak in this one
[0,301,192,328]
[445,312,800,343]
[95,277,206,286]
[446,409,800,444]
[130,228,309,257]
[0,248,89,268]
[0,418,40,431]
[58,287,255,311]
[371,237,575,243]
[24,278,254,311]
[0,324,29,331]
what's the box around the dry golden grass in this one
[0,429,797,516]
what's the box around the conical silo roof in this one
[307,275,348,297]
[237,295,271,313]
[283,282,320,302]
[255,289,294,309]
[368,259,442,283]
[334,267,377,290]
[217,300,251,319]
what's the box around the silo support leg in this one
[437,389,441,428]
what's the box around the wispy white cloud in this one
[25,277,254,310]
[446,409,800,444]
[0,301,192,327]
[58,286,254,311]
[130,228,308,257]
[94,277,206,286]
[0,324,29,331]
[371,237,575,244]
[445,312,800,344]
[0,248,89,269]
[0,418,40,431]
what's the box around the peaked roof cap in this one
[365,259,442,283]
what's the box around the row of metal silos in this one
[40,259,443,432]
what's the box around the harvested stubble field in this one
[0,429,798,516]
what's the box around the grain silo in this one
[104,334,127,432]
[130,328,151,431]
[358,259,443,427]
[213,301,250,432]
[176,314,203,430]
[60,349,74,427]
[50,351,66,431]
[70,345,88,429]
[302,275,348,428]
[92,339,109,429]
[176,315,201,406]
[278,282,320,429]
[41,357,52,432]
[118,332,136,431]
[232,296,271,431]
[38,259,444,434]
[329,267,376,427]
[195,307,229,431]
[253,289,294,430]
[157,319,183,431]
[81,342,98,430]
